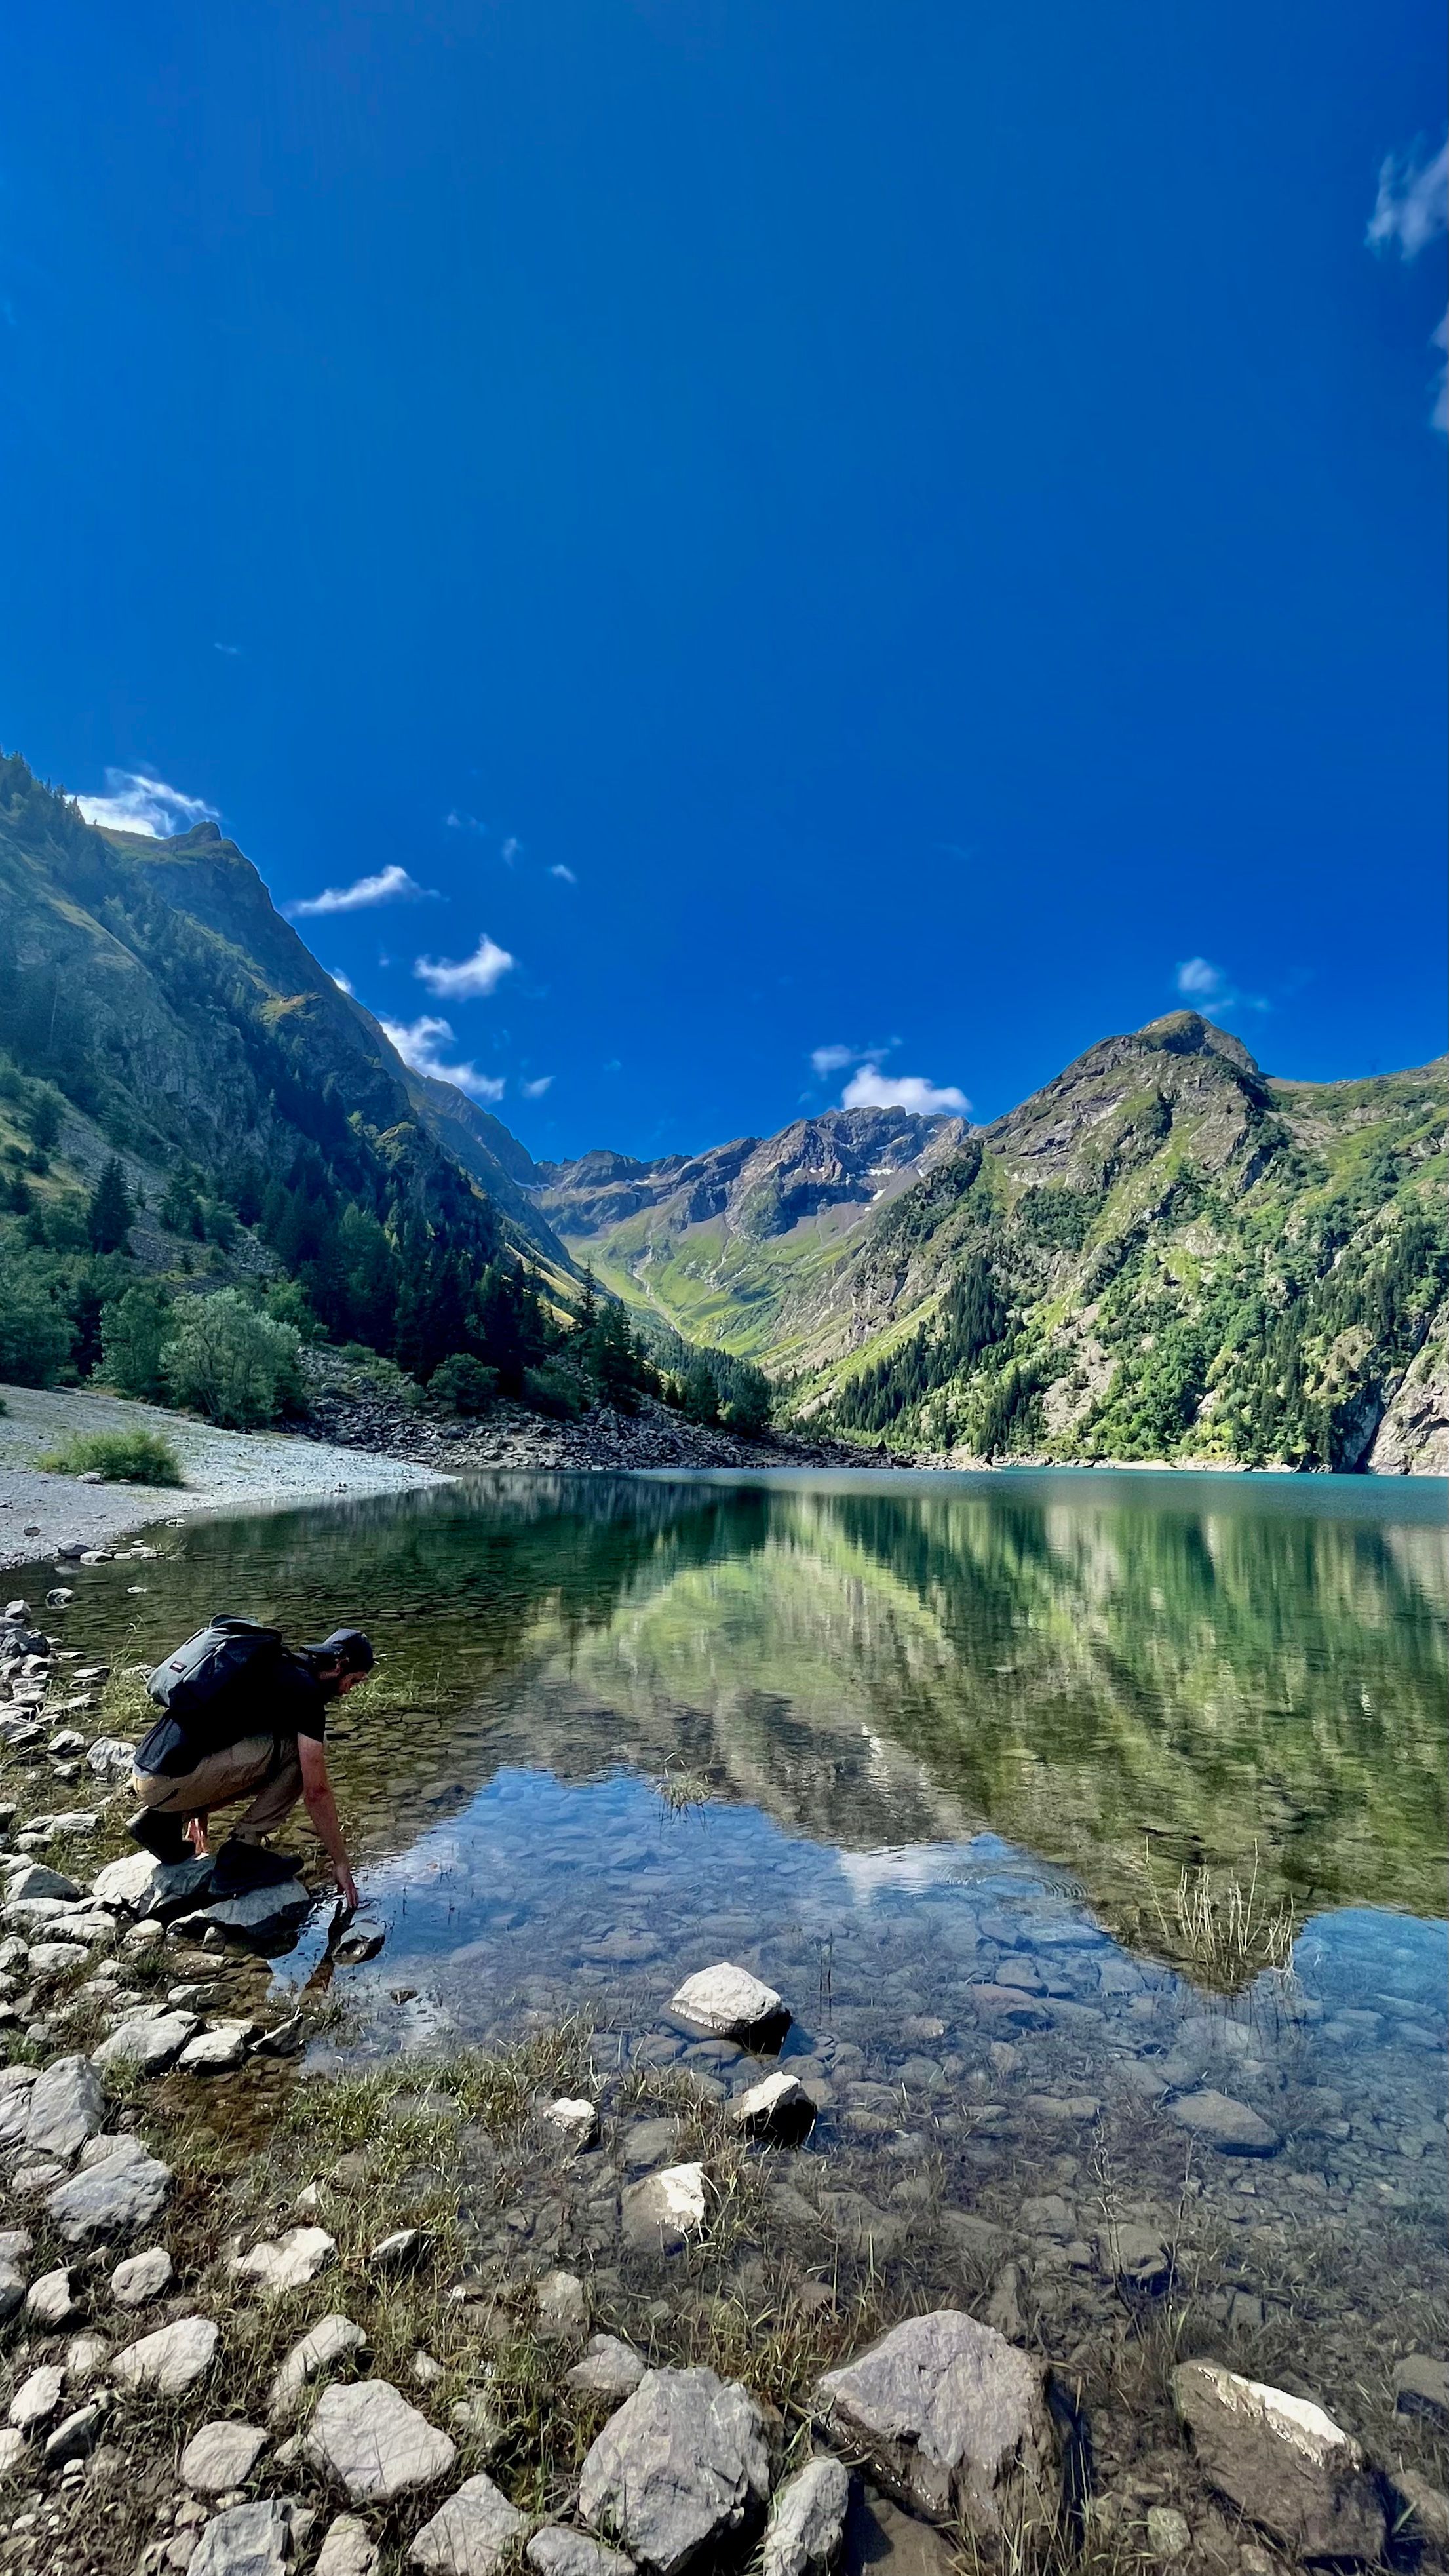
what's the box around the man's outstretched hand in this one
[333,1862,358,1913]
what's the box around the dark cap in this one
[303,1627,374,1673]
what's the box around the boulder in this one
[24,2054,104,2161]
[43,2400,108,2469]
[543,2097,600,2150]
[621,2162,708,2253]
[5,1864,81,1903]
[0,2429,27,2482]
[762,2456,851,2575]
[1394,2354,1449,2426]
[174,1879,311,1942]
[8,2366,66,2432]
[731,2071,816,2143]
[90,1851,214,1918]
[526,2534,636,2574]
[566,2337,649,2404]
[232,2226,337,2299]
[191,2501,303,2576]
[536,2269,590,2343]
[315,2516,380,2576]
[1097,2223,1172,2290]
[181,2419,269,2493]
[1168,2092,1279,2156]
[305,2378,456,2502]
[670,1963,790,2047]
[45,2148,172,2244]
[92,2010,200,2075]
[814,2310,1064,2535]
[180,2021,255,2075]
[113,2314,220,2398]
[64,2334,112,2387]
[579,2365,771,2574]
[24,2266,80,2328]
[86,1738,137,1782]
[1170,2361,1386,2560]
[267,2313,368,2421]
[25,1942,91,1976]
[409,2473,526,2572]
[111,2246,174,2307]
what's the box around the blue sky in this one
[2,1,1444,1161]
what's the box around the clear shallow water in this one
[27,1468,1448,2406]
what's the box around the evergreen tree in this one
[87,1158,134,1255]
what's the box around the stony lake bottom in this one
[25,1463,1449,2547]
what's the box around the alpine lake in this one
[33,1464,1448,2524]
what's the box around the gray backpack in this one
[136,1617,282,1774]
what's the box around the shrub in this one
[162,1287,305,1428]
[430,1354,499,1416]
[522,1363,584,1420]
[99,1283,174,1401]
[37,1428,184,1486]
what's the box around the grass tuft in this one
[35,1426,185,1485]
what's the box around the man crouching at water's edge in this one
[126,1619,370,1911]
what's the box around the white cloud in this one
[500,836,520,864]
[288,864,433,918]
[841,1066,969,1116]
[1367,137,1448,258]
[328,967,353,994]
[76,769,219,838]
[1173,956,1267,1015]
[549,863,577,884]
[412,933,516,999]
[381,1013,505,1101]
[445,810,485,833]
[1367,136,1449,435]
[520,1074,554,1099]
[811,1044,857,1077]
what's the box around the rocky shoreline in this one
[1,1592,1446,2575]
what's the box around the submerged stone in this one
[1170,2360,1385,2561]
[815,2309,1064,2535]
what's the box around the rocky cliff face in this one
[0,758,566,1270]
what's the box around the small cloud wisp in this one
[381,1013,505,1103]
[77,770,219,838]
[412,933,516,1000]
[1174,956,1267,1015]
[1366,134,1449,433]
[288,865,435,918]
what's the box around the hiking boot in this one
[127,1806,190,1865]
[210,1839,304,1894]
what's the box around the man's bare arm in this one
[298,1736,358,1911]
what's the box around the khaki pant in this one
[130,1734,301,1845]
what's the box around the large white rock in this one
[267,2313,368,2421]
[305,2379,456,2502]
[5,1864,81,1903]
[9,2367,66,2432]
[579,2366,771,2574]
[315,2515,381,2576]
[670,1963,789,2044]
[25,1942,91,1977]
[231,2227,336,2299]
[91,1852,214,1916]
[408,2473,526,2573]
[762,2456,851,2576]
[566,2336,648,2404]
[815,2310,1063,2536]
[730,2070,815,2142]
[92,2010,199,2075]
[46,2148,172,2244]
[24,2055,104,2161]
[621,2162,708,2254]
[111,2246,174,2308]
[175,1880,311,1940]
[113,2315,220,2398]
[1171,2361,1387,2560]
[179,2021,255,2075]
[180,2419,269,2494]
